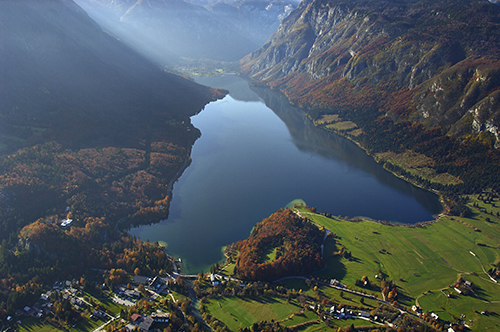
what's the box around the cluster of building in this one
[113,275,170,307]
[133,275,168,294]
[125,312,170,331]
[5,280,86,327]
[305,302,373,323]
[453,279,473,295]
[6,272,176,331]
[115,285,142,302]
[6,302,48,322]
[326,305,371,320]
[60,218,73,227]
[412,305,423,315]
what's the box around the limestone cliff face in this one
[242,0,500,147]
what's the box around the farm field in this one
[204,296,302,330]
[375,151,461,186]
[210,194,500,330]
[204,293,374,331]
[293,193,500,330]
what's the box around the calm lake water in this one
[130,75,442,274]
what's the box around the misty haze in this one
[1,0,500,331]
[74,0,297,66]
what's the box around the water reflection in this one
[195,74,261,102]
[130,75,442,274]
[196,75,442,215]
[251,85,443,214]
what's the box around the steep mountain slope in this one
[0,0,223,152]
[75,0,296,63]
[0,0,228,311]
[242,0,500,194]
[0,0,225,240]
[184,0,300,6]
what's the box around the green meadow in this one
[205,296,302,331]
[294,194,500,330]
[203,194,500,331]
[204,293,372,331]
[15,317,63,332]
[14,311,107,332]
[208,194,500,330]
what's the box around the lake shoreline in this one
[241,74,446,222]
[130,75,441,274]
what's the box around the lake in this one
[129,75,442,274]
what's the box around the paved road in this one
[93,314,119,332]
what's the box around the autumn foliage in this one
[242,0,500,197]
[233,208,324,281]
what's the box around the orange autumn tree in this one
[233,208,324,281]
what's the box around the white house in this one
[60,219,73,227]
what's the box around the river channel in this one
[129,75,442,274]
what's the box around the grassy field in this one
[261,247,278,263]
[293,194,500,330]
[274,278,380,310]
[207,272,383,331]
[204,292,374,331]
[95,297,123,316]
[315,114,340,125]
[208,195,500,330]
[15,317,62,332]
[313,114,361,137]
[375,151,461,186]
[326,121,358,131]
[205,296,302,331]
[170,290,190,303]
[14,312,106,332]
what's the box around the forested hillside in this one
[242,0,500,197]
[231,208,324,281]
[0,0,224,315]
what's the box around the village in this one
[0,267,406,332]
[2,271,179,332]
[0,251,482,332]
[1,216,481,332]
[3,200,497,332]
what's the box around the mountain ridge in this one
[242,0,500,147]
[0,0,225,153]
[0,0,226,242]
[242,0,500,194]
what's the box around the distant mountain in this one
[74,0,296,63]
[242,0,500,148]
[0,0,223,152]
[184,0,300,7]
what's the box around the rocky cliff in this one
[242,0,500,148]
